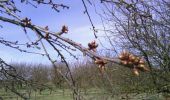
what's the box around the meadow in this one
[0,88,166,100]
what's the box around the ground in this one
[0,88,167,100]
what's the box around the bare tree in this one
[98,0,170,95]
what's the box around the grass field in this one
[0,88,167,100]
[0,89,72,100]
[0,88,117,100]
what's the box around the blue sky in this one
[0,0,112,64]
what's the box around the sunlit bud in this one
[129,54,135,61]
[95,59,103,64]
[118,54,125,60]
[137,64,150,72]
[139,58,145,64]
[119,50,130,60]
[134,57,140,64]
[95,58,107,65]
[101,66,106,71]
[128,61,133,65]
[133,68,139,76]
[98,65,105,72]
[122,50,130,59]
[121,60,128,65]
[98,65,101,68]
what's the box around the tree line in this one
[0,59,166,98]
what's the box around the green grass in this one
[0,88,115,100]
[0,88,168,100]
[0,89,72,100]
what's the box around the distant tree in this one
[50,63,66,88]
[30,65,49,94]
[31,64,49,84]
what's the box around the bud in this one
[98,65,106,72]
[88,40,98,51]
[137,64,150,72]
[121,60,128,65]
[95,59,103,64]
[119,50,129,60]
[45,32,49,39]
[128,61,133,65]
[133,68,139,76]
[118,54,125,60]
[98,65,102,68]
[95,58,107,65]
[133,57,140,64]
[122,50,130,59]
[61,25,68,33]
[139,58,145,64]
[129,54,135,62]
[22,17,31,26]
